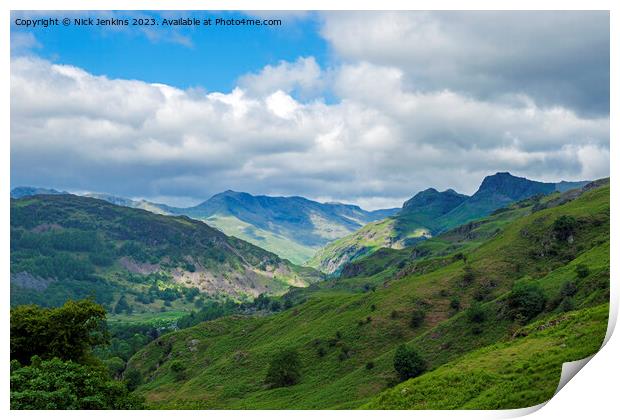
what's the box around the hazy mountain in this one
[10,187,398,264]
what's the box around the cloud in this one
[237,56,325,99]
[320,11,609,117]
[11,54,609,209]
[11,32,41,54]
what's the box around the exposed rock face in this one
[11,272,54,291]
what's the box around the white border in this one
[1,1,616,419]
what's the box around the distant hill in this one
[309,172,589,274]
[10,194,322,310]
[10,187,398,265]
[10,186,66,199]
[177,191,399,264]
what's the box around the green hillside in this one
[10,194,322,312]
[309,172,588,274]
[125,180,609,409]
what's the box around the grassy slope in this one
[127,183,609,409]
[200,215,318,265]
[364,304,608,409]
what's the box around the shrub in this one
[466,302,486,324]
[316,347,327,358]
[410,309,426,328]
[169,360,187,381]
[462,266,475,285]
[366,361,375,370]
[393,344,426,382]
[560,297,575,312]
[561,281,578,298]
[553,215,578,241]
[575,264,590,279]
[450,296,461,311]
[265,349,302,388]
[390,310,399,319]
[123,368,143,392]
[11,358,143,409]
[507,282,547,321]
[370,304,377,311]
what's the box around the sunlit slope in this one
[126,181,609,409]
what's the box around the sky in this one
[10,11,610,210]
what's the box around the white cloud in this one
[10,46,609,209]
[237,56,324,99]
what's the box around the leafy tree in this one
[169,360,187,381]
[561,281,578,298]
[265,349,302,388]
[393,344,426,382]
[553,215,578,241]
[10,357,143,409]
[462,266,475,285]
[11,299,107,365]
[466,302,486,324]
[123,368,143,392]
[114,295,131,314]
[450,296,461,311]
[104,357,126,379]
[507,282,547,321]
[575,263,590,279]
[410,309,426,328]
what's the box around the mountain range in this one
[11,188,399,264]
[308,172,589,273]
[11,172,588,273]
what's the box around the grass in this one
[364,304,608,409]
[125,182,609,409]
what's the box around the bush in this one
[393,344,426,382]
[265,349,302,388]
[561,281,578,298]
[123,368,142,392]
[575,263,590,279]
[410,309,426,328]
[553,215,578,241]
[462,266,475,285]
[449,296,461,311]
[466,302,486,324]
[169,360,187,381]
[316,347,327,358]
[507,282,547,321]
[366,361,375,370]
[10,299,107,365]
[560,297,575,313]
[10,357,143,409]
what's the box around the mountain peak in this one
[474,172,555,202]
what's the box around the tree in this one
[553,215,578,241]
[11,299,108,365]
[466,301,486,324]
[507,282,547,321]
[10,357,143,409]
[393,344,426,382]
[123,368,143,392]
[265,349,302,388]
[575,263,590,279]
[410,309,426,328]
